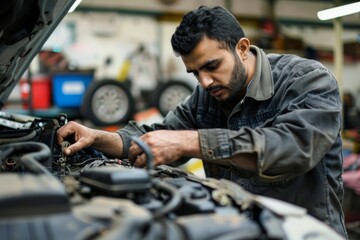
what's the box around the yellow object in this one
[184,159,205,177]
[116,60,131,82]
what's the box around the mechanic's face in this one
[182,36,248,102]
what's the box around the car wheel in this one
[154,80,193,116]
[81,80,134,126]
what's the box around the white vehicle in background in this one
[81,44,194,126]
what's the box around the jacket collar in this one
[246,45,274,101]
[218,45,274,115]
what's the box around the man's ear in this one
[235,38,251,60]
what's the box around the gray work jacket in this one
[118,46,347,238]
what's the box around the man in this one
[57,5,347,238]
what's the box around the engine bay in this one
[0,112,344,240]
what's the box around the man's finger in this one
[134,154,146,168]
[128,142,143,162]
[60,137,85,156]
[62,142,81,156]
[57,127,74,144]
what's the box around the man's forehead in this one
[181,39,227,70]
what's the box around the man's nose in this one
[198,72,213,89]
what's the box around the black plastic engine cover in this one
[79,165,152,195]
[0,173,70,217]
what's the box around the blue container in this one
[52,72,93,108]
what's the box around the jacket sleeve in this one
[117,89,200,158]
[259,68,341,179]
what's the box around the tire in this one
[154,80,193,116]
[81,80,134,126]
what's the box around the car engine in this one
[0,112,344,240]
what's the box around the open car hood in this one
[0,0,75,109]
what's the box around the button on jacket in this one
[118,46,347,238]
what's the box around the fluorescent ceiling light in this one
[68,0,82,13]
[317,1,360,20]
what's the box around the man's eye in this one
[207,63,218,71]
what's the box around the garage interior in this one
[2,0,360,239]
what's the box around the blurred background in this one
[4,0,359,128]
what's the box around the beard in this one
[226,53,247,102]
[205,52,248,103]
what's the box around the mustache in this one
[206,85,223,93]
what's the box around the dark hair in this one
[171,5,245,56]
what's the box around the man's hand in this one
[57,121,123,157]
[128,130,201,168]
[57,121,96,155]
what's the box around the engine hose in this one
[130,136,153,170]
[0,129,37,144]
[129,137,182,218]
[152,180,182,219]
[0,142,53,178]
